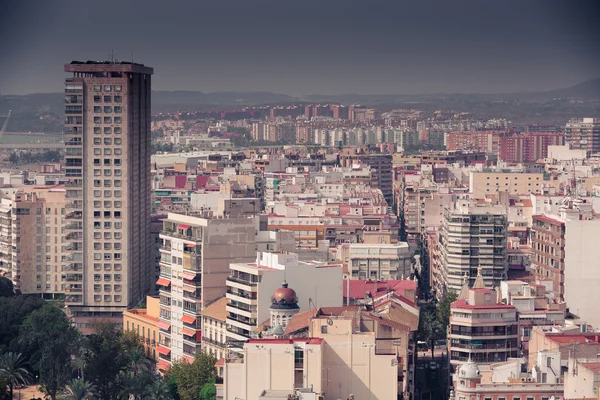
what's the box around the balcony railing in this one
[226,288,257,300]
[226,276,258,287]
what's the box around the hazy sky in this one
[1,0,599,95]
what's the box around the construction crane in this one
[0,110,12,143]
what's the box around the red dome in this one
[272,282,297,303]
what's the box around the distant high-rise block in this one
[64,61,153,332]
[565,118,600,153]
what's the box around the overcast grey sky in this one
[0,0,599,95]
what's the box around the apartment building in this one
[469,169,547,197]
[499,132,565,163]
[0,188,69,298]
[338,242,411,280]
[64,61,154,329]
[449,270,519,368]
[435,202,508,296]
[338,150,393,201]
[532,198,600,328]
[225,252,343,353]
[222,298,419,400]
[157,213,256,368]
[565,117,600,153]
[200,296,228,361]
[123,296,160,363]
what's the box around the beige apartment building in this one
[222,298,419,400]
[63,61,154,330]
[469,170,549,197]
[0,188,68,297]
[200,296,228,361]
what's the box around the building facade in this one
[64,61,154,330]
[157,213,256,369]
[436,202,508,295]
[449,271,519,369]
[123,296,160,363]
[565,117,600,153]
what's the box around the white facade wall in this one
[563,217,600,328]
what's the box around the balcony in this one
[65,222,83,230]
[226,276,258,287]
[183,253,201,272]
[65,295,83,304]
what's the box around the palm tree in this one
[72,347,90,379]
[128,349,151,377]
[142,378,172,400]
[60,378,96,400]
[0,352,31,400]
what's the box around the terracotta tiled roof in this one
[284,309,318,335]
[200,296,227,322]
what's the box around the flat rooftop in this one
[65,60,153,74]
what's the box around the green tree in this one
[0,352,31,400]
[165,352,216,400]
[143,378,172,400]
[19,304,79,400]
[0,296,45,354]
[417,306,444,359]
[60,378,96,400]
[0,278,14,298]
[436,290,458,329]
[82,322,129,400]
[199,377,216,400]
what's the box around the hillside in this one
[0,78,599,133]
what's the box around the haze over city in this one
[1,0,600,95]
[2,2,600,400]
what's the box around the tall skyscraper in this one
[64,61,153,331]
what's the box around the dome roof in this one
[458,359,480,380]
[271,324,285,336]
[272,281,298,303]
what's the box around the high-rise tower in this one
[64,61,153,331]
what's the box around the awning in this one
[182,315,196,324]
[178,224,191,230]
[156,278,171,286]
[182,328,196,337]
[157,320,171,331]
[182,272,197,280]
[157,345,171,356]
[157,360,171,371]
[183,285,197,293]
[183,354,195,364]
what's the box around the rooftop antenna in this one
[131,52,134,64]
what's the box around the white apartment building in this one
[339,242,411,280]
[157,213,256,366]
[225,251,343,353]
[436,201,508,295]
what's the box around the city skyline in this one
[1,0,600,96]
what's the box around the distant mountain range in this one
[0,78,598,132]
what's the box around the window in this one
[104,190,111,197]
[104,106,112,113]
[104,138,112,145]
[114,169,121,176]
[114,180,122,187]
[104,222,111,229]
[94,106,101,113]
[94,190,101,197]
[103,169,111,177]
[114,106,122,113]
[114,127,122,134]
[114,117,122,124]
[94,169,101,176]
[114,138,122,145]
[114,253,122,260]
[94,127,101,134]
[104,253,111,260]
[114,95,122,102]
[104,127,111,134]
[114,85,122,92]
[114,190,122,198]
[94,138,101,145]
[93,85,101,92]
[103,85,112,92]
[114,201,122,208]
[103,116,112,124]
[93,211,100,218]
[114,211,121,218]
[114,232,122,239]
[104,148,112,155]
[321,325,327,334]
[93,180,101,187]
[94,274,101,281]
[94,116,101,124]
[94,95,101,102]
[114,148,122,155]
